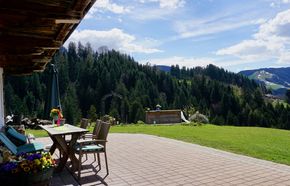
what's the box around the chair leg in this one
[86,153,88,160]
[97,153,101,171]
[104,151,109,177]
[93,153,96,162]
[59,148,62,159]
[78,153,82,180]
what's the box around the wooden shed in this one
[145,110,181,124]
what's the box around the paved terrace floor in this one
[37,134,290,186]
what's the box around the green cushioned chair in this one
[0,132,43,155]
[5,126,27,146]
[75,120,111,180]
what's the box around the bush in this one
[137,120,145,124]
[189,111,209,124]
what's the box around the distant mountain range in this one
[156,65,171,72]
[239,67,290,96]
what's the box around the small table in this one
[40,124,88,172]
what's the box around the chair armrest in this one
[77,139,107,145]
[77,139,96,144]
[26,133,35,143]
[81,134,97,139]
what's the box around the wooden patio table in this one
[40,124,88,172]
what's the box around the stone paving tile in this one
[37,133,290,185]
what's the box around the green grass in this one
[27,124,290,165]
[26,128,48,137]
[111,124,290,165]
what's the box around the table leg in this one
[68,133,81,172]
[49,134,57,155]
[53,135,69,172]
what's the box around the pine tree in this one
[88,105,97,122]
[63,83,81,125]
[286,89,290,104]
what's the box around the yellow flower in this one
[12,168,19,174]
[47,159,52,165]
[50,108,59,113]
[34,159,41,166]
[41,158,47,166]
[20,162,28,168]
[23,166,30,172]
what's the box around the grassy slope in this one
[111,124,290,165]
[27,124,290,165]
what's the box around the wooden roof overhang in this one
[0,0,96,75]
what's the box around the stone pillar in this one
[0,68,4,130]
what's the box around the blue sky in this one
[65,0,290,72]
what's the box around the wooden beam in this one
[0,0,96,75]
[0,36,62,48]
[55,19,80,24]
[0,8,83,21]
[0,56,52,66]
[4,65,47,75]
[0,48,45,55]
[1,30,56,40]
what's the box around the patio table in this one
[40,124,88,172]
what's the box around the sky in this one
[64,0,290,72]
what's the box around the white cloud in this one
[140,56,216,68]
[139,0,185,9]
[279,51,290,63]
[131,0,184,21]
[173,15,265,40]
[131,7,176,21]
[85,0,130,19]
[65,28,162,54]
[216,9,290,64]
[270,0,290,7]
[216,40,276,61]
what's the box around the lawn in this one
[27,124,290,165]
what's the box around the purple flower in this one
[1,162,18,172]
[26,153,41,161]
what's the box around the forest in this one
[4,42,290,129]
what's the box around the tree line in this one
[4,42,290,128]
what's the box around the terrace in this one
[2,1,290,186]
[35,133,290,185]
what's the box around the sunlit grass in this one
[27,123,290,165]
[111,124,290,165]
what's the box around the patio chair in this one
[5,126,27,146]
[75,120,111,180]
[5,126,35,145]
[0,132,43,155]
[75,120,102,161]
[80,118,89,129]
[80,119,102,140]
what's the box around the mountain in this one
[156,65,171,72]
[239,67,290,96]
[5,43,290,129]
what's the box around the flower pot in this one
[52,115,58,125]
[24,167,54,186]
[0,167,54,186]
[60,118,66,126]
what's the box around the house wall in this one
[0,68,4,129]
[145,110,181,124]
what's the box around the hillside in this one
[156,65,171,72]
[4,42,290,129]
[240,67,290,96]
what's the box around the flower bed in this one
[0,149,55,186]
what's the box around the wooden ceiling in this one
[0,0,96,75]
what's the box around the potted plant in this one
[0,149,56,186]
[50,108,63,126]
